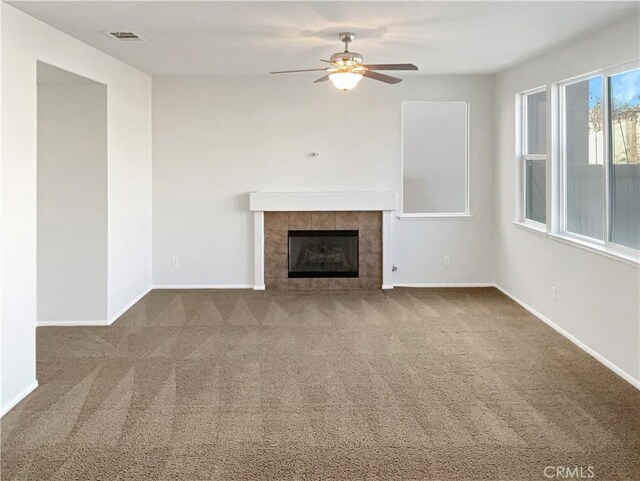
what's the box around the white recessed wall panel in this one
[402,102,467,214]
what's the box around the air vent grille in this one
[108,32,144,41]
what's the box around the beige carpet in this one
[1,288,638,480]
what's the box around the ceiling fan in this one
[270,32,418,91]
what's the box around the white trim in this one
[393,283,495,288]
[108,285,152,324]
[249,191,397,212]
[1,381,39,418]
[512,220,547,237]
[381,284,394,290]
[153,284,253,289]
[550,82,561,234]
[547,233,639,267]
[381,211,393,288]
[397,213,474,221]
[254,211,265,288]
[38,320,111,327]
[512,222,638,267]
[253,285,266,291]
[37,285,153,327]
[494,284,640,390]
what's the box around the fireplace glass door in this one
[288,230,359,278]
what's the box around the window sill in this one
[512,221,547,236]
[398,213,474,221]
[547,233,639,267]
[512,221,639,267]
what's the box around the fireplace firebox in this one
[288,230,359,278]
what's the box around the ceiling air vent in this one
[108,31,144,42]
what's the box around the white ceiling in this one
[8,1,639,76]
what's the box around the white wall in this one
[37,81,108,322]
[152,75,495,287]
[494,16,640,385]
[1,4,152,415]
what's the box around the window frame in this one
[556,61,639,258]
[399,101,471,220]
[518,86,548,231]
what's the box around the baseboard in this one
[1,380,38,418]
[153,284,253,289]
[37,285,153,327]
[108,285,153,325]
[393,282,495,288]
[494,284,640,390]
[156,283,495,290]
[38,319,111,327]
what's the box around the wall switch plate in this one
[443,256,450,266]
[172,257,180,268]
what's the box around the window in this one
[560,65,639,252]
[520,88,547,225]
[609,69,640,250]
[401,102,469,216]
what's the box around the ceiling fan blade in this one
[269,68,329,74]
[363,71,403,84]
[314,74,331,83]
[364,63,418,71]
[320,59,333,64]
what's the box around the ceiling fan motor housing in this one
[329,51,364,67]
[331,32,364,69]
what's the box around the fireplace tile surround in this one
[265,211,382,290]
[249,191,396,290]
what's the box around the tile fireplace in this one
[263,211,380,290]
[249,191,397,290]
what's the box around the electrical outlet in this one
[443,256,450,266]
[551,286,556,301]
[171,257,180,268]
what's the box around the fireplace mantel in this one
[249,191,396,290]
[250,191,397,212]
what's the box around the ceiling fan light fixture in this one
[329,71,363,91]
[269,32,417,90]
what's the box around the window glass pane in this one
[526,91,546,154]
[609,68,640,250]
[525,158,546,223]
[402,102,467,214]
[565,76,604,240]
